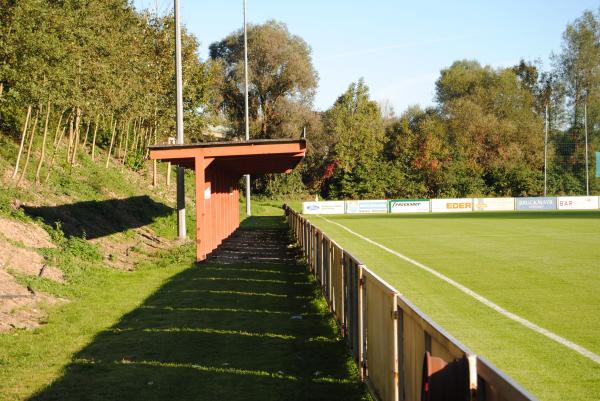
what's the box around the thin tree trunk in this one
[122,119,131,164]
[117,119,124,160]
[45,125,67,183]
[91,114,99,161]
[133,127,142,154]
[105,118,117,168]
[17,108,40,186]
[82,119,91,150]
[166,162,172,186]
[52,109,66,147]
[152,129,157,187]
[66,116,74,163]
[70,107,81,167]
[12,105,32,179]
[144,127,153,159]
[0,83,3,99]
[35,101,51,183]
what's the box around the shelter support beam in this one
[194,155,205,261]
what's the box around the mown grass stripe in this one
[319,215,600,365]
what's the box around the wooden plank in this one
[396,294,470,359]
[363,269,399,401]
[194,155,205,261]
[402,306,425,401]
[477,357,537,401]
[331,243,344,324]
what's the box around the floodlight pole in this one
[174,0,186,239]
[243,0,251,216]
[544,104,548,196]
[584,103,589,196]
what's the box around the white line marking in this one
[318,215,600,365]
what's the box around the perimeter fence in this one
[284,205,537,401]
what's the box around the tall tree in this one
[323,79,393,198]
[210,20,318,138]
[553,9,600,193]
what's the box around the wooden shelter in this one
[149,138,306,261]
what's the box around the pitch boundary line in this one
[318,215,600,365]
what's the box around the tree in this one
[553,9,600,193]
[323,79,390,198]
[209,20,318,138]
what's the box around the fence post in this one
[358,264,366,380]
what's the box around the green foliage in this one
[210,20,318,139]
[325,79,384,173]
[0,0,220,144]
[253,171,307,199]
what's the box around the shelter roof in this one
[149,138,306,175]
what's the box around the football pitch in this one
[304,210,600,401]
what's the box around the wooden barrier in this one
[282,206,537,401]
[363,267,399,401]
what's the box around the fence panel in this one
[283,206,536,401]
[343,252,361,363]
[477,357,535,401]
[322,237,331,301]
[330,242,344,324]
[363,267,399,401]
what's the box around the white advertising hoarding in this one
[557,196,599,210]
[346,200,388,214]
[389,199,430,213]
[473,197,515,212]
[302,201,345,215]
[515,197,557,211]
[431,198,474,213]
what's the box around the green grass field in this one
[305,210,600,401]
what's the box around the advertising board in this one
[515,197,557,211]
[346,200,388,214]
[473,197,515,212]
[430,198,473,213]
[557,196,599,210]
[302,201,345,215]
[389,199,430,213]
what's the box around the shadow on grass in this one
[239,216,285,230]
[330,210,600,220]
[22,196,172,239]
[27,231,367,400]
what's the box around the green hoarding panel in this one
[596,152,600,177]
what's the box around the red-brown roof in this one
[149,138,306,175]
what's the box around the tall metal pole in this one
[584,103,589,196]
[174,0,186,239]
[243,0,251,216]
[544,104,548,196]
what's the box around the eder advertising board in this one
[515,197,557,211]
[389,199,430,213]
[430,198,473,213]
[557,196,599,210]
[346,200,388,214]
[302,201,345,215]
[473,197,515,212]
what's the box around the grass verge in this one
[1,211,370,401]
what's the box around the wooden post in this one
[17,108,40,185]
[35,101,51,183]
[12,105,32,179]
[91,114,100,161]
[44,125,66,183]
[70,107,81,167]
[195,154,205,261]
[105,118,117,168]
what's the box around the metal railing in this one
[285,205,537,401]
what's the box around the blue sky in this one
[134,1,598,113]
